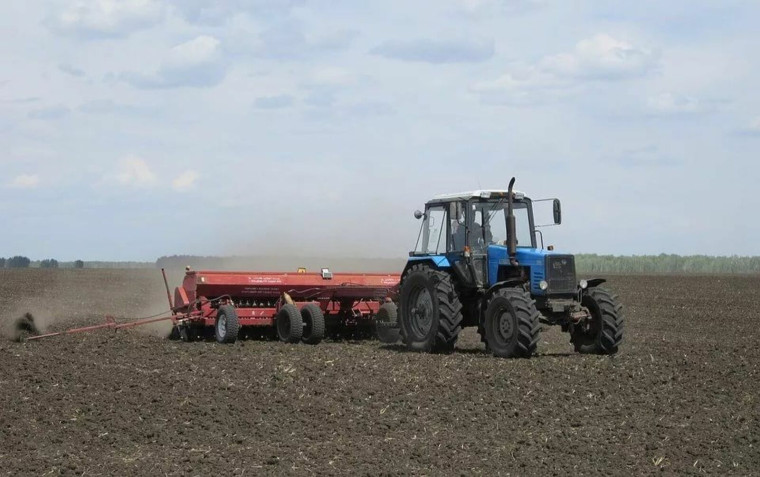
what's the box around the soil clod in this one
[13,312,40,342]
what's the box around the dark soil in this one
[0,270,758,475]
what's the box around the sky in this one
[1,0,760,261]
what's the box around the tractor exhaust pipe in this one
[507,177,518,266]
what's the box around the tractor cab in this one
[410,188,539,290]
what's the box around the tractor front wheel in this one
[571,287,623,354]
[399,264,462,353]
[215,305,240,344]
[483,287,540,358]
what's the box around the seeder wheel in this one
[276,304,303,343]
[215,305,240,344]
[179,324,195,342]
[375,302,400,344]
[167,325,181,340]
[300,303,325,345]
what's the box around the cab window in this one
[415,206,447,254]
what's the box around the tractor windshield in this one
[474,201,534,249]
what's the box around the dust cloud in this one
[214,211,416,273]
[1,279,61,341]
[0,269,178,342]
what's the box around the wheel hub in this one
[498,311,514,338]
[410,287,433,335]
[218,316,226,337]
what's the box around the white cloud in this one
[121,35,227,89]
[9,174,40,189]
[47,0,164,38]
[472,33,659,105]
[470,64,569,105]
[169,0,303,25]
[172,170,199,191]
[541,34,659,80]
[646,92,713,115]
[370,37,494,64]
[115,156,157,186]
[166,35,220,68]
[248,25,357,59]
[221,14,355,60]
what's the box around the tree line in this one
[0,257,85,269]
[574,254,760,274]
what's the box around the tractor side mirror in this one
[553,199,562,225]
[414,210,424,220]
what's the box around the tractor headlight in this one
[539,280,549,291]
[579,279,588,289]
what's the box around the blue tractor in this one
[394,177,623,358]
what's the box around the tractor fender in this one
[485,279,528,298]
[401,256,450,278]
[585,278,607,288]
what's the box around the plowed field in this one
[1,270,758,475]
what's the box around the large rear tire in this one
[484,288,540,358]
[375,302,400,344]
[300,303,325,345]
[276,304,303,343]
[215,305,240,344]
[399,264,463,353]
[571,287,623,354]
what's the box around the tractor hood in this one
[488,244,570,267]
[515,247,568,266]
[488,245,577,295]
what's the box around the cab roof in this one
[427,189,526,204]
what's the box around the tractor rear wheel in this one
[484,287,540,358]
[375,302,400,344]
[276,304,303,343]
[215,305,240,344]
[399,264,462,353]
[571,287,623,354]
[300,303,325,345]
